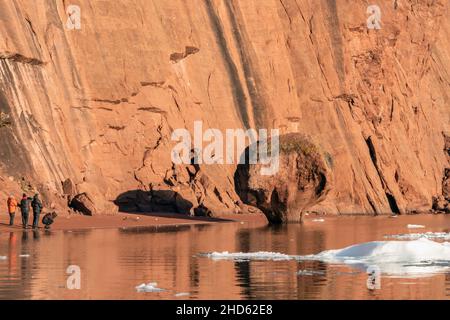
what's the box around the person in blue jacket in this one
[31,193,43,229]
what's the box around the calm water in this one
[1,214,450,300]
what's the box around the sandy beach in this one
[0,212,268,232]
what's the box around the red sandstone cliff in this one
[0,0,448,219]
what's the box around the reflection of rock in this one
[235,133,332,223]
[69,193,97,216]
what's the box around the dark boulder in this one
[235,133,332,223]
[69,193,97,216]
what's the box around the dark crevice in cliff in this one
[224,1,269,129]
[90,98,122,105]
[170,46,200,63]
[279,0,293,26]
[385,192,400,214]
[366,194,378,215]
[0,52,45,66]
[108,125,126,131]
[203,0,250,128]
[365,136,401,214]
[365,136,378,167]
[137,106,167,114]
[321,0,345,86]
[24,17,44,54]
[315,173,327,197]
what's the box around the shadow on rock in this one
[113,189,233,223]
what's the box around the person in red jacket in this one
[7,195,18,226]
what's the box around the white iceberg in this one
[202,239,450,277]
[200,251,299,261]
[302,238,450,277]
[0,256,6,261]
[312,219,325,222]
[306,238,450,262]
[19,254,30,258]
[407,224,425,229]
[135,282,165,293]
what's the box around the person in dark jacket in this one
[31,193,43,229]
[42,212,58,230]
[19,194,32,229]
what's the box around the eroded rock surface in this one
[0,1,449,216]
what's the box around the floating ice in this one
[19,254,30,258]
[302,238,450,277]
[0,256,6,261]
[312,219,325,222]
[385,232,450,240]
[200,251,299,261]
[174,292,190,297]
[135,282,165,293]
[202,239,450,277]
[407,224,425,229]
[297,269,325,276]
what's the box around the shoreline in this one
[0,211,447,233]
[0,212,269,233]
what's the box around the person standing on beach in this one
[7,195,18,226]
[19,194,31,229]
[31,193,43,229]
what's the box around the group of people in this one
[6,193,57,230]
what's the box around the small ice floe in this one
[174,292,190,297]
[297,269,325,276]
[384,232,450,240]
[123,216,140,221]
[407,224,425,229]
[0,256,7,261]
[19,254,30,258]
[200,251,299,261]
[135,282,165,293]
[312,219,325,222]
[385,232,450,241]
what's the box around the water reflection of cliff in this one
[1,216,450,299]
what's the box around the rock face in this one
[235,134,332,223]
[0,1,449,216]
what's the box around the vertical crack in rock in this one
[365,136,400,214]
[322,0,345,86]
[224,1,271,129]
[203,0,250,128]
